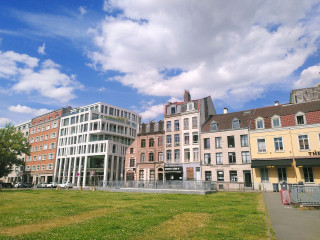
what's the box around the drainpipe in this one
[248,109,256,189]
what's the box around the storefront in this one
[164,166,183,180]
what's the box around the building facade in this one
[164,91,215,180]
[54,102,140,187]
[250,101,320,190]
[1,121,31,183]
[25,108,71,185]
[201,109,252,190]
[125,121,165,181]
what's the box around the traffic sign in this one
[90,171,95,176]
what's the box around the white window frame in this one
[255,117,265,129]
[271,115,281,128]
[274,137,284,152]
[257,138,267,153]
[295,112,306,125]
[210,121,218,131]
[298,134,310,150]
[232,118,240,129]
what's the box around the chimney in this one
[184,90,191,102]
[274,101,279,106]
[224,107,228,114]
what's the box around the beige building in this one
[164,90,215,180]
[201,109,252,190]
[125,121,165,181]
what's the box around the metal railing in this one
[99,180,216,191]
[290,186,320,206]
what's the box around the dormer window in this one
[171,106,176,114]
[187,102,194,111]
[271,115,281,128]
[295,112,306,125]
[255,117,265,129]
[210,121,218,131]
[232,118,240,129]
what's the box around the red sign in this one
[90,171,95,176]
[76,172,80,176]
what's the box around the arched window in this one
[232,118,240,129]
[255,117,265,129]
[149,138,154,147]
[210,121,218,131]
[271,115,281,128]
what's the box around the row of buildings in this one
[2,85,320,190]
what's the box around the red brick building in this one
[25,107,71,184]
[125,121,165,181]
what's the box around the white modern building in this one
[54,102,141,187]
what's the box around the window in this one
[149,153,154,162]
[260,168,269,182]
[215,137,222,148]
[141,153,145,162]
[174,149,180,162]
[40,135,44,141]
[184,133,190,145]
[32,165,35,171]
[257,139,267,153]
[48,153,54,159]
[278,168,287,182]
[30,138,34,143]
[227,136,235,148]
[51,132,56,139]
[130,148,134,154]
[271,116,281,128]
[139,170,144,180]
[174,134,180,146]
[149,138,154,147]
[47,164,53,170]
[39,145,43,151]
[303,167,314,183]
[171,107,176,114]
[187,102,194,111]
[183,118,189,130]
[52,122,58,128]
[298,135,309,150]
[49,143,55,149]
[274,137,284,152]
[158,152,163,162]
[204,138,210,149]
[192,132,199,144]
[228,152,236,164]
[141,139,146,148]
[26,166,30,171]
[184,148,190,162]
[34,146,38,152]
[192,117,198,128]
[41,126,45,131]
[240,135,248,147]
[210,121,218,131]
[45,134,48,140]
[43,154,46,160]
[33,156,37,161]
[205,171,212,181]
[217,171,224,181]
[295,112,306,125]
[166,135,172,146]
[37,127,40,133]
[166,121,172,131]
[38,155,41,161]
[150,170,155,181]
[204,153,211,165]
[174,120,179,131]
[44,144,47,150]
[158,137,163,146]
[241,151,251,163]
[36,165,40,171]
[256,118,264,129]
[232,118,240,129]
[193,148,199,162]
[130,158,135,167]
[166,150,172,162]
[35,136,39,142]
[41,164,45,170]
[230,171,238,182]
[216,153,223,164]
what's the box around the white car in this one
[58,182,73,188]
[46,182,58,188]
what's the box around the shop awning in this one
[251,159,293,168]
[295,158,320,167]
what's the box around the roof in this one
[202,109,253,132]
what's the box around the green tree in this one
[0,124,30,178]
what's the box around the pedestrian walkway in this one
[263,192,320,240]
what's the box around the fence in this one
[290,186,320,206]
[99,180,216,191]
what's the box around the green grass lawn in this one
[0,190,273,240]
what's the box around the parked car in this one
[58,182,73,188]
[46,182,58,188]
[0,182,13,188]
[14,182,24,188]
[36,183,48,188]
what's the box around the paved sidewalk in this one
[263,192,320,240]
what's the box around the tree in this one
[0,124,30,178]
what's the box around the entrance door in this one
[158,173,163,181]
[243,171,252,187]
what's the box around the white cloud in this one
[88,0,320,105]
[8,105,52,116]
[0,50,80,103]
[98,87,106,92]
[0,118,11,127]
[79,6,87,15]
[37,43,46,55]
[139,103,164,120]
[294,65,320,88]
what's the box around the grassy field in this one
[0,190,274,240]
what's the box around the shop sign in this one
[164,167,183,172]
[308,150,320,156]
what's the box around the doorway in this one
[243,171,252,187]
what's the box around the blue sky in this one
[1,0,320,127]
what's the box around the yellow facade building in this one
[250,101,320,190]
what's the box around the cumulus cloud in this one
[0,50,80,103]
[88,0,320,106]
[37,43,46,55]
[140,103,164,120]
[8,105,52,116]
[294,65,320,88]
[79,6,87,15]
